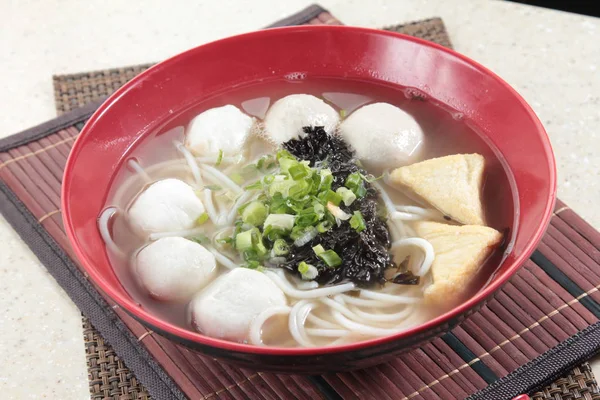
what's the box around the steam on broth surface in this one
[99,78,516,347]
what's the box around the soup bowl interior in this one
[62,25,555,372]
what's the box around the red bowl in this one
[62,26,556,373]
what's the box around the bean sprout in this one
[199,164,242,195]
[175,142,203,187]
[127,159,152,183]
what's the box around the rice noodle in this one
[249,306,291,346]
[98,207,126,258]
[127,159,152,183]
[305,328,349,337]
[359,289,421,304]
[175,142,203,187]
[289,300,315,347]
[199,164,243,195]
[306,314,341,329]
[347,305,414,323]
[265,270,355,299]
[391,238,435,276]
[331,311,406,336]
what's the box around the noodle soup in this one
[99,78,516,347]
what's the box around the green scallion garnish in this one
[350,211,366,233]
[241,201,268,226]
[215,149,224,166]
[273,239,290,256]
[318,249,342,268]
[195,212,209,225]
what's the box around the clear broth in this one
[103,77,517,340]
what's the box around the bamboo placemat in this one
[2,4,600,400]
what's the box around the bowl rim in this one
[62,24,557,356]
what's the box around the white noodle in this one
[148,227,206,241]
[98,207,126,258]
[200,164,242,195]
[289,301,314,347]
[348,305,414,323]
[249,306,291,346]
[335,294,402,308]
[331,311,404,336]
[306,314,341,329]
[206,247,238,270]
[359,290,421,304]
[391,238,435,276]
[175,142,203,187]
[290,275,320,290]
[305,328,349,337]
[265,271,355,299]
[127,159,152,183]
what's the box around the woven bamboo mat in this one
[2,4,600,400]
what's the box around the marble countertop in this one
[1,0,599,398]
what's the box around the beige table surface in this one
[1,0,599,398]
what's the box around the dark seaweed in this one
[392,272,420,285]
[281,127,393,287]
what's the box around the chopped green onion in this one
[244,260,261,269]
[361,173,383,183]
[345,172,362,191]
[262,174,275,185]
[230,172,244,184]
[245,181,263,190]
[320,189,342,206]
[298,261,318,280]
[316,220,332,233]
[318,249,342,268]
[350,211,366,233]
[195,212,209,225]
[215,149,224,166]
[355,182,368,198]
[216,237,233,245]
[242,201,268,226]
[312,244,325,256]
[273,239,290,256]
[313,202,325,219]
[288,164,308,180]
[327,202,352,220]
[276,149,294,160]
[264,214,295,232]
[235,230,254,251]
[336,187,357,206]
[319,169,333,191]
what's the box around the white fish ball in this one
[185,105,254,155]
[339,103,424,168]
[264,94,339,143]
[128,178,205,235]
[190,268,287,342]
[134,237,217,301]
